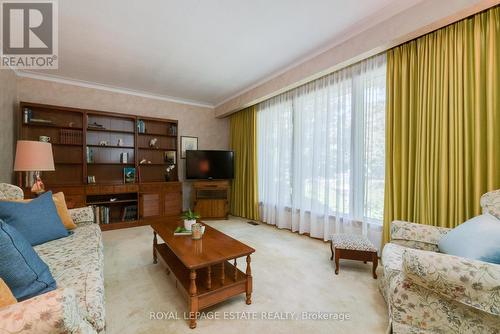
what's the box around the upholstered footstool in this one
[330,234,378,279]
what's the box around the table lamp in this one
[14,140,55,194]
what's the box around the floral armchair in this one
[380,190,500,334]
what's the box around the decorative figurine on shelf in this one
[98,140,108,146]
[165,164,175,181]
[149,138,158,148]
[117,138,123,146]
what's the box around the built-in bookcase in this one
[18,102,182,231]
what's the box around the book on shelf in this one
[121,205,137,221]
[29,118,53,124]
[137,120,146,133]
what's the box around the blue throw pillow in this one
[438,213,500,264]
[0,220,56,301]
[0,191,68,246]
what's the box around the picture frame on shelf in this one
[123,167,136,183]
[181,136,198,159]
[164,151,176,164]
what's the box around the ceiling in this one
[26,0,422,107]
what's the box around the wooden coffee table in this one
[151,220,255,329]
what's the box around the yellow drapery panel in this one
[383,6,500,243]
[229,106,260,220]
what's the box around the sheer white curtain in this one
[257,54,386,249]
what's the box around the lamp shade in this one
[14,140,55,171]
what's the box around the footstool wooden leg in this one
[372,253,378,279]
[334,248,340,275]
[330,240,334,261]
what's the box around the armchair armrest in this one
[402,248,500,316]
[390,220,450,251]
[69,206,95,225]
[0,288,96,333]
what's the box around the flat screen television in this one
[186,150,234,180]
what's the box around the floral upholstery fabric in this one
[381,220,500,334]
[0,288,96,334]
[481,189,500,220]
[403,248,500,316]
[391,220,450,251]
[69,206,96,224]
[331,233,377,252]
[34,223,105,333]
[391,277,500,334]
[0,183,24,200]
[379,243,405,302]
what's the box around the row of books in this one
[60,129,83,145]
[93,206,111,224]
[92,205,138,224]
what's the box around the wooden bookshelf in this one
[18,102,182,231]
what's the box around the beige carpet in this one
[103,217,388,333]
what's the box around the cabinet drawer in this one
[140,184,163,192]
[65,195,86,209]
[163,182,181,193]
[51,186,85,195]
[86,185,114,195]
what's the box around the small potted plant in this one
[181,209,200,231]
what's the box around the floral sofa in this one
[380,190,500,334]
[0,184,105,334]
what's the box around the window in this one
[257,54,386,240]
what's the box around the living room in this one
[0,1,499,333]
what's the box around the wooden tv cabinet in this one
[192,180,230,219]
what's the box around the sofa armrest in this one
[390,220,450,250]
[69,206,95,225]
[0,288,96,333]
[402,248,500,316]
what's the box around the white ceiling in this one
[26,0,422,106]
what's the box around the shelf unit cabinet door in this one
[163,191,182,217]
[162,182,182,217]
[139,193,161,218]
[194,199,227,219]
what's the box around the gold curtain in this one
[229,106,260,220]
[383,6,500,243]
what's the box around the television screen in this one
[186,150,234,180]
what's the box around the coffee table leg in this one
[245,255,252,305]
[189,269,198,329]
[372,253,378,279]
[334,248,340,275]
[153,232,158,264]
[207,265,212,290]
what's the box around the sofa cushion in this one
[438,213,500,264]
[34,223,105,332]
[0,221,56,301]
[52,192,77,229]
[0,191,68,245]
[0,278,17,307]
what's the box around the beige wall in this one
[215,0,498,117]
[0,69,18,183]
[17,76,229,208]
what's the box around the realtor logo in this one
[1,0,58,69]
